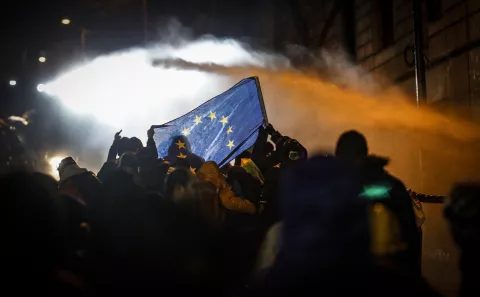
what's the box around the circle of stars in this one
[203,111,234,151]
[174,111,235,173]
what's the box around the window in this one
[427,0,442,22]
[372,0,394,51]
[379,0,394,48]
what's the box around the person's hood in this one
[58,157,88,184]
[166,135,192,163]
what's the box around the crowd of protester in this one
[1,122,479,297]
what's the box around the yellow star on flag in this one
[208,112,216,121]
[182,127,190,136]
[194,116,202,125]
[175,140,186,149]
[227,140,235,150]
[226,126,233,135]
[177,152,187,159]
[190,166,196,175]
[220,116,229,125]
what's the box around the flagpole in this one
[252,76,269,125]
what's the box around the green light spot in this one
[360,185,391,200]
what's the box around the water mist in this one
[41,32,480,195]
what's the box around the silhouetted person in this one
[137,147,168,193]
[445,182,480,297]
[165,135,205,171]
[0,172,65,295]
[244,156,371,296]
[99,131,144,182]
[335,130,421,275]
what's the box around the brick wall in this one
[355,0,480,124]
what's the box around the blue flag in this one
[153,77,267,169]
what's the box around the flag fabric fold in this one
[153,77,266,168]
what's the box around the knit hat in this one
[58,157,87,184]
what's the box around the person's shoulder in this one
[383,171,408,191]
[188,153,206,168]
[100,159,118,168]
[189,153,205,162]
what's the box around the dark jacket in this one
[239,156,438,297]
[244,156,371,296]
[97,160,118,183]
[357,155,421,275]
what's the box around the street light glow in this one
[61,18,71,25]
[9,80,16,86]
[37,84,46,92]
[39,56,46,63]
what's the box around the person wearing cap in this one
[58,157,102,207]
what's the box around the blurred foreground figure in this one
[335,130,421,275]
[245,156,438,297]
[445,182,480,297]
[0,172,83,296]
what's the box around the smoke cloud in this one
[42,24,480,194]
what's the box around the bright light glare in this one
[41,38,289,146]
[49,156,64,179]
[153,39,275,67]
[39,56,46,63]
[62,18,71,25]
[41,38,286,140]
[9,80,16,86]
[8,115,28,126]
[37,84,46,92]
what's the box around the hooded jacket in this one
[165,135,205,171]
[197,161,256,215]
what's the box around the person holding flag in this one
[152,77,268,174]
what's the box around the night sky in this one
[1,0,273,95]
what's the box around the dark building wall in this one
[273,1,479,295]
[353,1,480,295]
[356,0,480,125]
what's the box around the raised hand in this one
[114,130,123,142]
[147,127,154,139]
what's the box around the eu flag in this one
[152,77,267,169]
